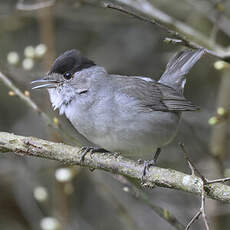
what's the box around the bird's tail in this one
[158,49,205,93]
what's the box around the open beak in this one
[31,79,60,90]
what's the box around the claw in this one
[141,148,161,181]
[142,160,156,181]
[114,152,121,158]
[79,147,109,164]
[79,146,95,163]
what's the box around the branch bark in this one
[1,132,230,203]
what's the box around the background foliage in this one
[0,0,230,229]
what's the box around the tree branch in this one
[1,132,230,203]
[99,0,230,62]
[16,0,56,11]
[0,72,55,128]
[15,0,230,61]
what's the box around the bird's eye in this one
[63,72,72,80]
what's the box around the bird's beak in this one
[31,78,60,90]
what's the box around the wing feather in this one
[115,76,199,112]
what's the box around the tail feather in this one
[158,49,205,93]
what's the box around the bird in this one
[32,48,204,177]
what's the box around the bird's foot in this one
[79,146,95,163]
[114,152,121,158]
[141,159,156,181]
[140,148,161,182]
[79,147,109,163]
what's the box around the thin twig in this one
[103,2,201,49]
[16,0,55,11]
[201,181,210,230]
[0,72,78,144]
[0,72,49,124]
[180,144,210,230]
[206,177,230,184]
[101,1,230,62]
[180,143,207,183]
[185,211,201,230]
[16,0,230,61]
[186,159,195,177]
[185,183,210,230]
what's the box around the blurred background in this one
[0,0,230,229]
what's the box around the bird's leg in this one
[79,146,109,163]
[153,147,161,164]
[142,148,161,180]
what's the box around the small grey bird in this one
[32,49,204,176]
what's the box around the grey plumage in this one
[32,49,204,158]
[159,49,205,93]
[114,76,199,112]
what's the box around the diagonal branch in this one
[180,143,230,229]
[1,132,230,203]
[0,71,79,145]
[0,72,55,128]
[99,0,230,62]
[16,0,56,11]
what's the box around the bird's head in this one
[31,49,106,114]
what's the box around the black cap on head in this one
[49,49,96,75]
